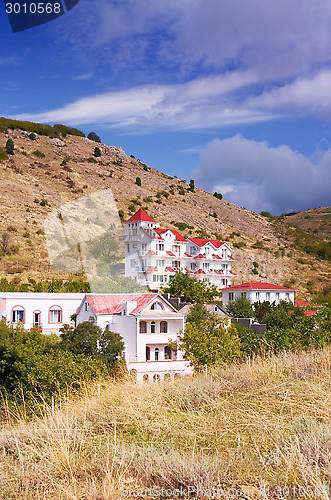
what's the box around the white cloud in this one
[13,72,272,129]
[192,135,331,214]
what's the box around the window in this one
[151,321,156,333]
[160,321,168,333]
[146,346,150,361]
[172,260,181,269]
[266,292,270,301]
[49,307,62,323]
[127,244,130,252]
[203,262,210,270]
[285,293,289,301]
[152,275,164,282]
[154,348,159,361]
[12,307,24,323]
[151,302,164,310]
[240,292,246,298]
[140,321,147,334]
[229,292,234,301]
[164,346,172,360]
[256,292,260,301]
[172,245,180,253]
[130,259,136,268]
[156,244,164,252]
[33,311,41,326]
[156,259,164,267]
[84,302,89,311]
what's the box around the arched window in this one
[151,321,156,334]
[153,374,160,382]
[143,374,149,382]
[49,306,62,324]
[154,348,159,361]
[164,373,171,381]
[140,321,147,334]
[11,306,25,323]
[33,310,41,326]
[160,321,167,333]
[151,301,164,310]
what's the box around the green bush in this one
[33,150,45,158]
[135,177,142,186]
[233,241,246,249]
[60,159,67,166]
[29,132,36,140]
[87,131,101,142]
[0,147,8,161]
[39,199,47,207]
[93,146,101,158]
[213,192,223,200]
[5,138,14,155]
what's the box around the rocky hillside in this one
[0,120,329,297]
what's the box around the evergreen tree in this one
[5,138,14,155]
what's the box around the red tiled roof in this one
[166,251,175,256]
[145,266,157,272]
[87,293,157,315]
[125,209,156,223]
[213,254,222,259]
[194,253,206,259]
[230,271,237,275]
[188,237,224,248]
[223,282,295,291]
[195,269,206,274]
[304,310,319,316]
[184,253,192,257]
[165,267,175,273]
[155,228,187,242]
[146,250,157,255]
[214,270,223,275]
[185,269,194,273]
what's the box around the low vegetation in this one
[0,348,330,498]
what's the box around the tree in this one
[162,271,221,303]
[226,296,254,318]
[186,303,211,325]
[87,131,101,143]
[5,138,14,155]
[60,321,125,369]
[135,176,142,186]
[188,179,195,192]
[178,316,241,370]
[213,192,223,200]
[93,146,101,157]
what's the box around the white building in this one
[124,209,235,289]
[0,292,84,334]
[222,282,295,307]
[76,292,192,382]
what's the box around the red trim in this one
[11,305,26,323]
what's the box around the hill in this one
[283,207,331,239]
[0,349,330,498]
[0,119,330,297]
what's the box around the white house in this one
[0,292,84,334]
[76,292,192,382]
[124,209,235,289]
[222,282,295,307]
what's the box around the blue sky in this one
[1,0,331,215]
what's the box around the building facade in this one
[124,209,235,289]
[222,282,295,307]
[0,292,84,334]
[76,292,192,382]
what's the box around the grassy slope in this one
[0,126,330,296]
[0,348,330,499]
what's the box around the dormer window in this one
[85,302,89,311]
[151,301,164,310]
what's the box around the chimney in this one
[121,301,137,316]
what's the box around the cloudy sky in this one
[1,0,331,214]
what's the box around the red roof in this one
[165,267,175,273]
[184,253,192,257]
[185,269,194,273]
[145,266,157,272]
[166,251,175,256]
[155,228,187,242]
[146,250,157,255]
[214,270,223,274]
[230,271,237,275]
[188,237,224,248]
[223,282,295,291]
[304,310,319,316]
[294,300,323,308]
[125,209,156,223]
[194,253,206,259]
[195,269,206,274]
[86,293,157,315]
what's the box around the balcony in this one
[124,234,142,241]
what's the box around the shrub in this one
[233,241,246,249]
[29,132,36,140]
[143,165,148,171]
[93,146,101,158]
[252,240,264,249]
[210,212,217,218]
[87,131,101,143]
[33,150,45,158]
[118,209,124,220]
[189,179,195,192]
[135,177,142,186]
[5,138,14,155]
[260,211,275,220]
[213,192,223,200]
[60,159,67,166]
[0,147,8,161]
[178,186,185,195]
[39,199,47,207]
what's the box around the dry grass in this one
[0,348,331,499]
